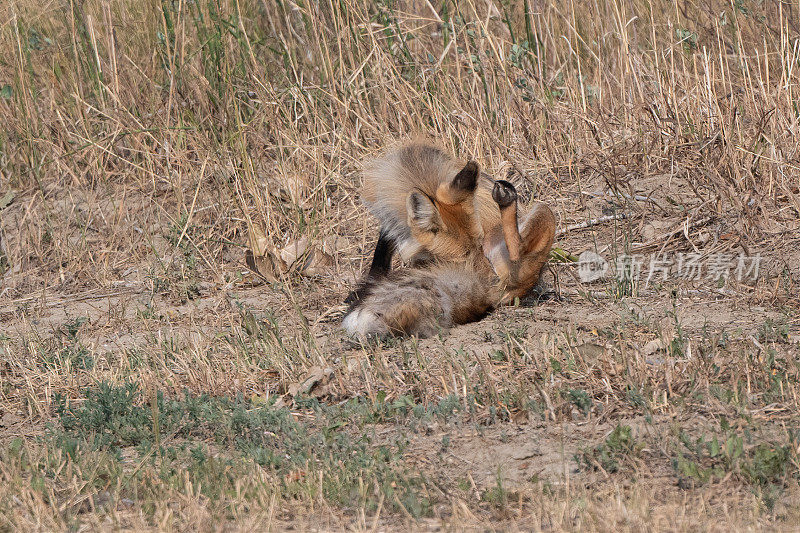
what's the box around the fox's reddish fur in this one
[344,141,556,338]
[361,142,499,265]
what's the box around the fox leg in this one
[343,266,494,339]
[367,228,395,279]
[345,227,395,305]
[489,180,556,301]
[491,179,522,261]
[343,271,445,338]
[511,203,556,299]
[519,203,556,256]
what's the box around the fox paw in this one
[492,179,518,208]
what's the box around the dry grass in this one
[1,0,799,530]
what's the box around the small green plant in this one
[672,421,797,490]
[742,444,793,486]
[625,386,648,412]
[566,389,593,416]
[577,425,643,473]
[666,293,688,358]
[607,215,639,299]
[676,28,698,54]
[35,317,94,371]
[508,41,531,69]
[756,319,790,344]
[481,469,508,511]
[489,348,507,362]
[54,381,153,455]
[61,316,88,339]
[49,382,433,517]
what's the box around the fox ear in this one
[451,161,479,193]
[436,161,479,204]
[407,191,441,232]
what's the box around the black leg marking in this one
[345,228,395,305]
[367,229,396,279]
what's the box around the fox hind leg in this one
[343,273,445,338]
[519,202,556,257]
[492,179,522,262]
[489,180,556,300]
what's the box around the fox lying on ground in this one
[343,142,555,338]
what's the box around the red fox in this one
[344,142,555,337]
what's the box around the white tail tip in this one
[342,308,387,337]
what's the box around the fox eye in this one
[407,191,441,232]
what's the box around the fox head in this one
[405,161,484,262]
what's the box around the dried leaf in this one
[245,224,287,281]
[275,366,335,407]
[244,248,283,282]
[279,236,310,268]
[322,236,350,256]
[279,237,337,277]
[0,190,15,210]
[286,365,333,397]
[297,248,333,276]
[641,220,674,242]
[641,339,666,355]
[0,410,22,427]
[247,225,270,257]
[574,342,606,363]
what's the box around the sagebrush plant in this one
[1,0,799,530]
[51,382,428,512]
[576,424,644,474]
